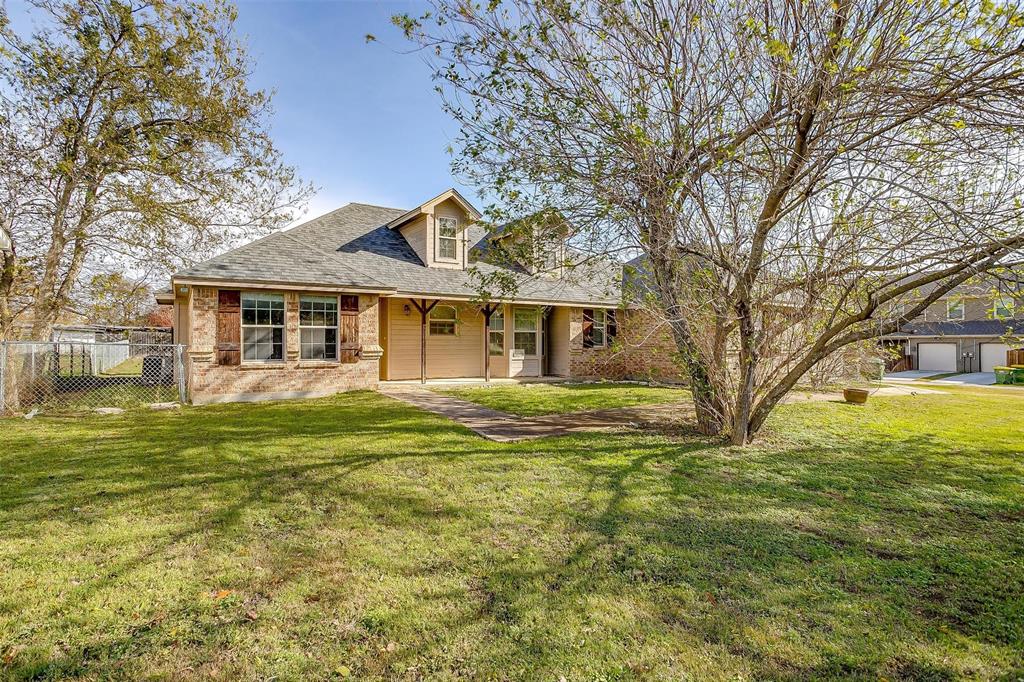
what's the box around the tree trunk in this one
[730,300,758,445]
[665,316,725,435]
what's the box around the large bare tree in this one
[0,0,310,342]
[397,0,1024,443]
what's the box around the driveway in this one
[930,372,997,386]
[884,370,950,381]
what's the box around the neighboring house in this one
[883,280,1024,373]
[165,189,682,404]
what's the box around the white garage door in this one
[918,343,957,371]
[980,343,1010,372]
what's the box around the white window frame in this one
[590,309,607,347]
[993,295,1013,319]
[488,309,505,356]
[513,308,539,357]
[429,304,458,336]
[241,292,285,363]
[946,298,965,321]
[299,295,339,361]
[436,216,458,262]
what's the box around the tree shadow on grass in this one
[1,393,1021,679]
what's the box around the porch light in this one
[403,304,411,316]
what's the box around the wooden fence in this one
[1008,349,1024,366]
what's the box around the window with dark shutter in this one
[216,290,241,365]
[339,295,360,363]
[582,308,594,348]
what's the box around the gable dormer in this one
[487,209,571,278]
[388,189,481,270]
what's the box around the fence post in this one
[176,344,187,404]
[0,342,6,413]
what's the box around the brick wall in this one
[567,307,686,383]
[187,287,381,404]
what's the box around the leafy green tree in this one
[0,0,310,342]
[77,271,155,327]
[398,0,1024,443]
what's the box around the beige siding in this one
[387,298,487,379]
[548,306,570,376]
[399,215,429,265]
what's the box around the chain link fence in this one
[1,341,187,415]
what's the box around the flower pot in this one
[843,388,869,404]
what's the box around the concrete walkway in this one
[379,385,691,442]
[784,384,945,403]
[381,383,945,442]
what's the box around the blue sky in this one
[233,0,474,220]
[7,0,474,220]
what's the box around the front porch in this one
[378,296,578,383]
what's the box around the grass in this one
[99,356,143,376]
[434,381,689,416]
[1,389,1022,680]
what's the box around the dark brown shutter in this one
[607,309,617,341]
[339,295,360,363]
[582,308,594,348]
[217,289,241,365]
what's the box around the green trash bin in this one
[994,367,1014,384]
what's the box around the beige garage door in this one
[980,343,1009,372]
[918,343,957,371]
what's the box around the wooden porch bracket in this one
[409,298,439,384]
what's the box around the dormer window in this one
[993,295,1013,319]
[946,298,964,320]
[437,217,458,261]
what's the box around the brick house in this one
[162,189,684,404]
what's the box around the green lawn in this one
[434,381,689,416]
[0,390,1022,680]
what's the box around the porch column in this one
[481,302,499,383]
[408,298,439,384]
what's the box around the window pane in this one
[593,328,605,346]
[489,312,504,331]
[438,217,457,237]
[514,332,537,355]
[430,321,456,336]
[438,238,457,260]
[515,309,537,331]
[489,331,504,355]
[242,307,257,325]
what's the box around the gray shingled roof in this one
[175,202,621,305]
[896,319,1024,337]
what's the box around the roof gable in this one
[386,188,482,230]
[174,201,620,306]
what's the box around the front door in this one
[509,307,541,377]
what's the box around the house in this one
[165,189,682,404]
[883,280,1024,373]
